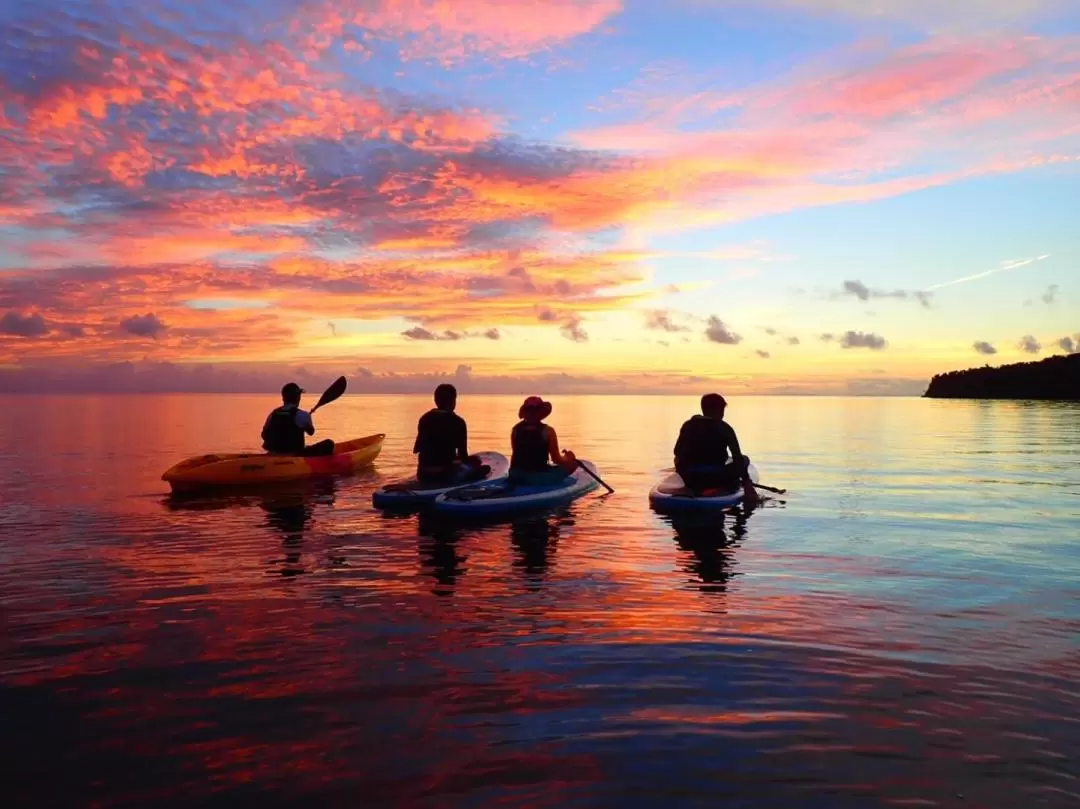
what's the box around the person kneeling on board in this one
[674,393,759,504]
[261,382,336,457]
[414,383,488,483]
[509,396,579,485]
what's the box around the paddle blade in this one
[311,376,347,412]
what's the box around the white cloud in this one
[925,254,1050,291]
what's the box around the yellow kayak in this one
[162,434,385,492]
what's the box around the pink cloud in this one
[569,35,1080,230]
[304,0,623,64]
[787,40,1033,121]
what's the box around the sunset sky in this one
[1,0,1078,394]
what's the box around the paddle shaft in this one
[577,461,614,494]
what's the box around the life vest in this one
[511,421,549,471]
[262,405,305,454]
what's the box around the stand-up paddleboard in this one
[432,460,601,518]
[649,463,760,512]
[372,452,509,510]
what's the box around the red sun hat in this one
[519,396,553,419]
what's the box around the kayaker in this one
[673,393,759,504]
[509,396,578,484]
[261,382,335,456]
[414,383,487,483]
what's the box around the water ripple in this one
[2,395,1079,807]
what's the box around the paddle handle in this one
[753,482,786,495]
[577,461,614,494]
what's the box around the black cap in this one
[282,382,305,398]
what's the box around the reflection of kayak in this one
[431,461,601,517]
[372,451,509,510]
[162,434,384,492]
[649,464,760,512]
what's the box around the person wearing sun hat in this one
[508,396,578,484]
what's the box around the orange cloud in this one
[0,243,650,365]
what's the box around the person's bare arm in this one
[728,428,759,502]
[546,426,561,463]
[547,426,578,472]
[298,410,316,436]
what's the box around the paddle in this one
[310,376,347,413]
[577,460,615,494]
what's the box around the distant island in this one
[924,353,1079,399]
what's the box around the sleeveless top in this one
[510,422,550,471]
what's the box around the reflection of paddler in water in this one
[259,479,336,578]
[668,505,753,593]
[416,512,468,596]
[510,515,563,586]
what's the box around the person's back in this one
[509,396,577,484]
[261,382,334,456]
[262,404,307,454]
[414,383,481,483]
[673,414,734,472]
[510,420,552,473]
[416,409,466,467]
[673,393,757,503]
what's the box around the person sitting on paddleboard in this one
[414,383,487,483]
[261,382,335,457]
[674,393,758,504]
[509,396,578,485]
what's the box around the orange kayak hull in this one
[162,434,385,492]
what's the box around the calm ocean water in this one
[1,394,1078,808]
